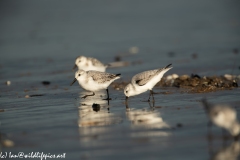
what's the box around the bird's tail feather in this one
[165,64,172,69]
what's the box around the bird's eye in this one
[213,112,218,117]
[78,74,81,76]
[126,91,128,93]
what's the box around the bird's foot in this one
[103,98,112,101]
[81,95,88,99]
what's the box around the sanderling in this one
[202,99,240,140]
[70,69,121,101]
[124,64,172,102]
[73,56,109,72]
[212,141,240,160]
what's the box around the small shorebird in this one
[202,99,240,140]
[124,64,172,102]
[73,56,109,72]
[70,70,120,100]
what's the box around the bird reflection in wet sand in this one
[125,101,170,129]
[209,141,240,160]
[78,98,122,127]
[202,99,240,140]
[77,99,123,152]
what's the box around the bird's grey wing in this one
[87,71,118,83]
[132,69,158,86]
[133,64,173,86]
[88,57,104,66]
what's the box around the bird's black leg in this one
[207,132,213,158]
[103,89,112,103]
[81,92,95,99]
[222,129,228,146]
[207,121,213,140]
[125,96,129,108]
[151,90,155,102]
[103,89,110,100]
[125,102,129,110]
[207,121,212,132]
[148,90,155,102]
[148,100,155,109]
[147,91,152,102]
[107,88,109,99]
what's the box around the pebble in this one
[166,74,179,81]
[25,94,44,98]
[172,74,179,79]
[179,75,190,80]
[129,46,139,54]
[112,74,239,93]
[42,81,51,85]
[92,103,100,112]
[224,74,240,80]
[2,139,15,147]
[5,81,11,86]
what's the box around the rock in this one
[2,139,15,147]
[166,74,179,81]
[224,74,240,80]
[92,103,100,112]
[172,74,179,79]
[190,79,199,87]
[233,80,238,87]
[191,74,201,79]
[5,81,11,86]
[25,94,44,98]
[179,75,189,80]
[42,81,51,85]
[129,46,139,54]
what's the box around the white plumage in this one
[73,56,108,72]
[124,64,172,101]
[202,99,240,138]
[71,69,120,100]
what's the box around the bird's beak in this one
[125,96,128,101]
[70,78,77,86]
[72,64,77,70]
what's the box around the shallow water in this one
[1,1,240,160]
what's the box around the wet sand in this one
[1,1,240,160]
